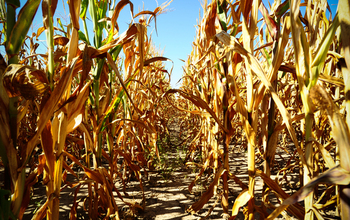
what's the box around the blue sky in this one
[2,0,338,88]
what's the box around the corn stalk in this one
[180,0,345,219]
[1,0,40,217]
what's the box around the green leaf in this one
[78,30,88,42]
[263,48,271,67]
[0,188,16,220]
[217,0,227,31]
[274,0,289,18]
[95,0,108,45]
[57,18,65,35]
[80,0,88,19]
[310,14,339,88]
[100,89,125,132]
[101,70,137,132]
[92,58,105,79]
[6,0,40,56]
[97,0,108,21]
[110,44,123,60]
[89,0,101,47]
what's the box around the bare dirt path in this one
[22,119,299,220]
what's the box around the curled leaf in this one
[3,64,49,99]
[53,35,69,46]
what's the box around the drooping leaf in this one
[22,57,79,169]
[109,0,133,35]
[53,35,69,46]
[283,165,350,206]
[3,64,49,99]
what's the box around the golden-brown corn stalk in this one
[178,0,347,219]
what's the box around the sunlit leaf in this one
[23,57,79,169]
[6,0,40,56]
[310,14,339,88]
[231,189,251,217]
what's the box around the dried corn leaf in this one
[31,197,49,220]
[67,81,91,133]
[216,30,306,167]
[3,64,49,99]
[187,167,224,214]
[69,184,82,220]
[23,57,78,169]
[204,1,217,38]
[53,35,69,46]
[259,2,277,40]
[314,141,336,169]
[283,165,350,206]
[256,170,305,219]
[231,189,251,217]
[41,121,55,177]
[311,85,350,171]
[83,167,104,185]
[165,89,228,133]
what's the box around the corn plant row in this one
[0,0,174,219]
[173,0,350,219]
